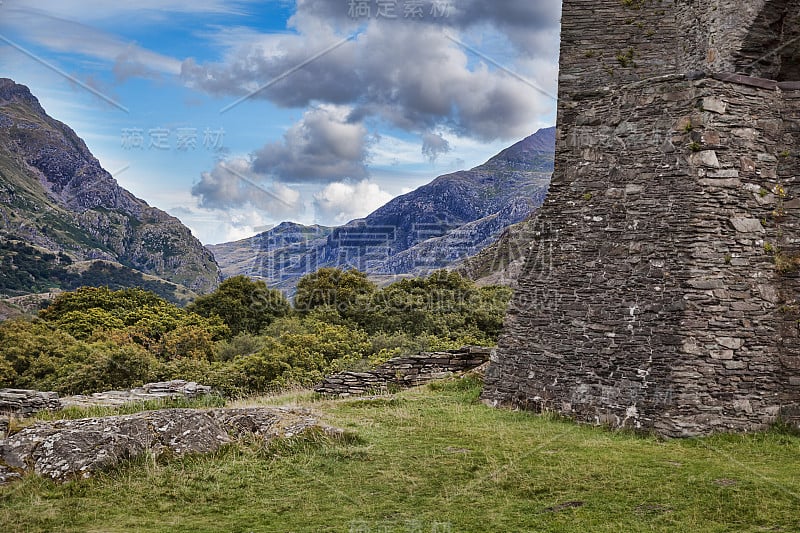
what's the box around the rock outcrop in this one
[315,346,491,397]
[0,407,340,483]
[483,0,800,437]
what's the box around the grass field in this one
[2,377,799,532]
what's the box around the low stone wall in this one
[315,346,493,397]
[0,381,214,427]
[0,389,61,417]
[62,380,212,408]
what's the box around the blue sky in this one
[0,0,561,244]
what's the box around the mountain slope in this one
[211,128,554,289]
[0,79,220,298]
[454,214,541,286]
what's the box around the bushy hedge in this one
[0,271,511,396]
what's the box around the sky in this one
[0,0,562,244]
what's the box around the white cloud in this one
[191,157,303,217]
[182,15,557,142]
[0,4,182,79]
[368,134,423,167]
[313,180,394,224]
[252,105,371,182]
[168,204,279,245]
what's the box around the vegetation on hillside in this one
[0,236,197,304]
[0,270,511,395]
[2,379,798,532]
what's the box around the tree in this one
[187,276,290,337]
[0,319,77,388]
[239,316,371,389]
[53,341,159,394]
[38,287,165,322]
[53,308,125,340]
[38,286,228,354]
[356,270,511,342]
[160,324,216,361]
[294,268,377,314]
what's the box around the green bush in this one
[294,268,376,314]
[52,342,159,394]
[54,308,125,340]
[188,276,290,337]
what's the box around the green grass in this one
[2,377,799,532]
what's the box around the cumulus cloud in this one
[181,1,561,142]
[191,158,303,217]
[292,0,562,52]
[421,132,451,162]
[313,180,393,224]
[252,105,371,182]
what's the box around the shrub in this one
[188,276,290,337]
[294,268,377,314]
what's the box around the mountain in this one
[210,127,555,290]
[0,79,220,301]
[454,214,540,286]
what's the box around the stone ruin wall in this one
[316,347,491,397]
[483,0,800,436]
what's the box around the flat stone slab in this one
[0,407,341,484]
[729,217,765,234]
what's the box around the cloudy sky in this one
[0,0,561,244]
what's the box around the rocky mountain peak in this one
[482,127,556,172]
[0,79,45,114]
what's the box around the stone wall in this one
[483,0,800,437]
[0,389,61,417]
[61,380,212,408]
[315,347,492,397]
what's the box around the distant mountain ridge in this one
[0,78,220,301]
[210,127,555,290]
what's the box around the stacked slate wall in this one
[316,347,491,397]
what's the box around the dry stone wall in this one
[315,347,492,397]
[0,389,61,417]
[61,380,212,408]
[483,0,800,437]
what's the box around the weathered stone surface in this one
[730,217,764,234]
[315,347,492,396]
[0,407,339,483]
[702,97,728,114]
[483,0,800,437]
